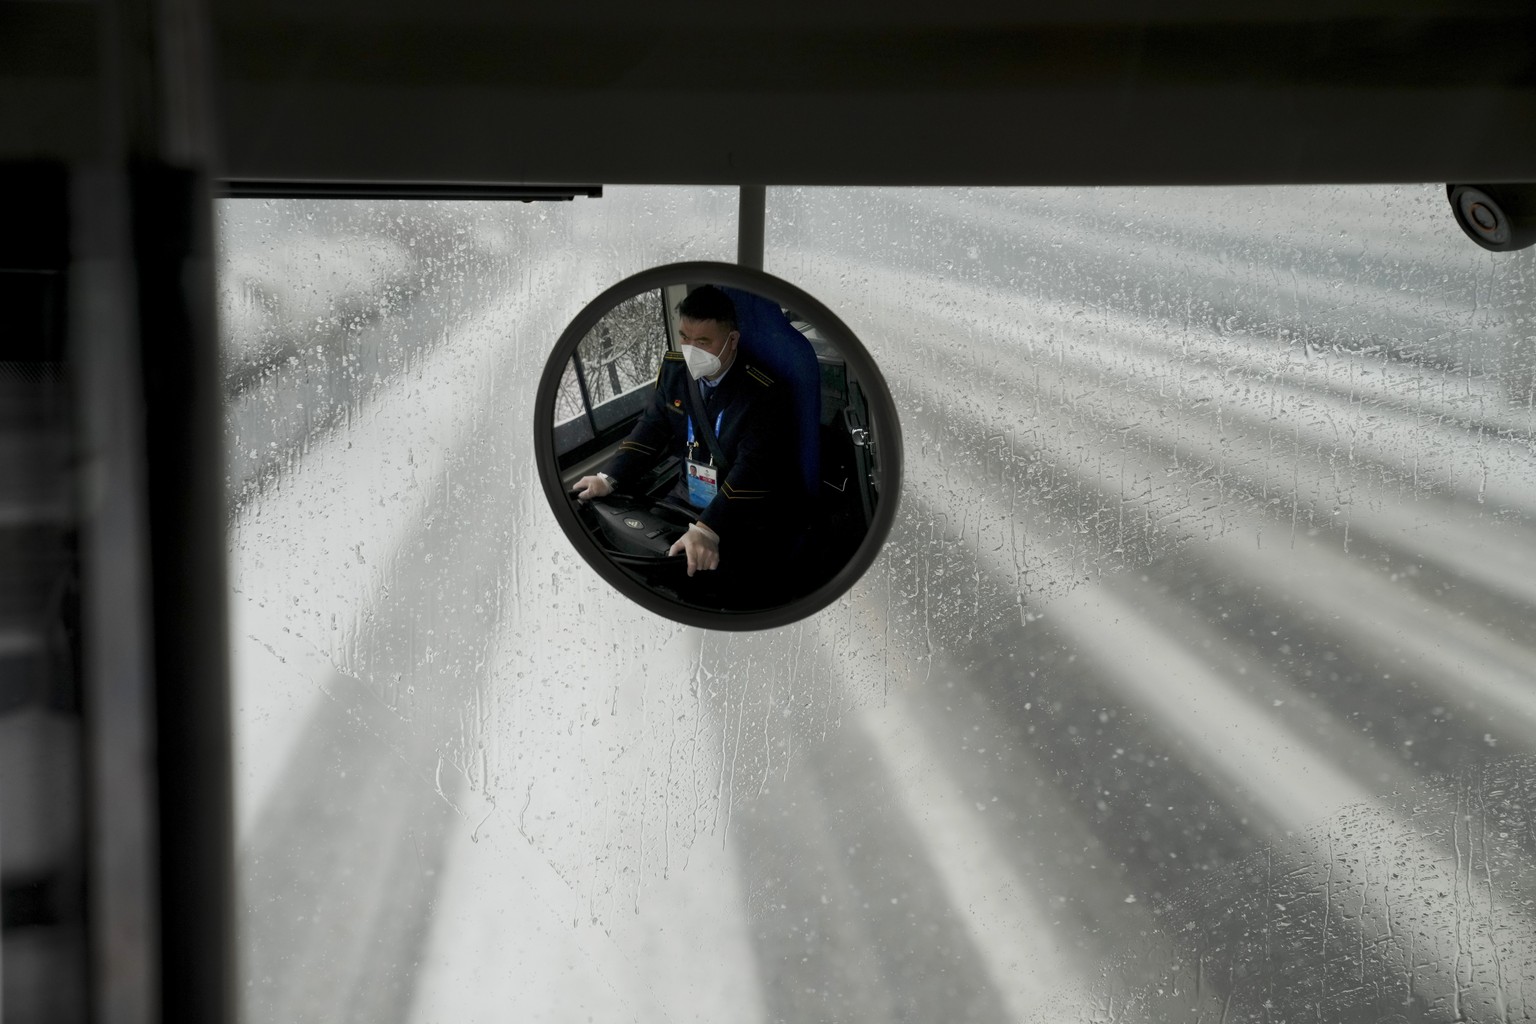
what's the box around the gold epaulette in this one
[653,350,684,387]
[744,365,775,388]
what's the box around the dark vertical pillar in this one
[86,0,232,1016]
[75,163,159,1024]
[129,161,231,1024]
[0,160,89,1024]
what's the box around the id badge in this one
[686,459,719,507]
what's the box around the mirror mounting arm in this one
[738,186,766,270]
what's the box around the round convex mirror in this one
[534,262,902,631]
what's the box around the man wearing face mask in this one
[572,285,795,597]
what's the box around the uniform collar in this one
[700,361,733,390]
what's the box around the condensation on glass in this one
[221,185,1536,1023]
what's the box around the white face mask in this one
[682,343,723,381]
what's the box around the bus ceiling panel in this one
[0,84,101,163]
[208,9,1536,184]
[0,1,102,163]
[216,86,1536,187]
[206,0,1536,29]
[210,19,1536,92]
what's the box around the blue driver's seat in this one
[720,286,822,501]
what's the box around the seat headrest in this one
[721,286,822,498]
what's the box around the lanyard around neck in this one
[687,410,725,450]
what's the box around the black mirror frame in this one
[533,261,904,631]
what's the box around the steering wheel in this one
[568,488,691,568]
[651,496,704,522]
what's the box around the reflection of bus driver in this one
[573,286,794,580]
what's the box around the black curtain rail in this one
[218,181,603,201]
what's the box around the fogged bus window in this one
[221,185,1536,1024]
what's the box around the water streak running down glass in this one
[222,185,1536,1024]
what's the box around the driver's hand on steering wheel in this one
[572,473,613,501]
[668,522,720,576]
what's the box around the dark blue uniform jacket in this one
[600,350,796,544]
